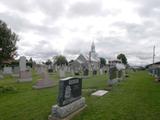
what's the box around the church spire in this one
[91,41,95,52]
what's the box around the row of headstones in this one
[108,64,126,86]
[0,56,55,89]
[47,64,107,77]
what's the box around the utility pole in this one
[153,45,155,64]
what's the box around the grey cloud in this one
[34,0,66,19]
[64,39,91,56]
[0,0,34,12]
[68,1,109,17]
[0,12,32,32]
[0,12,61,37]
[24,40,59,59]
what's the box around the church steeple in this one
[91,41,95,53]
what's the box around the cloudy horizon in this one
[0,0,160,66]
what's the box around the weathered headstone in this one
[83,69,89,76]
[12,66,19,77]
[3,67,12,74]
[18,56,32,82]
[20,56,26,71]
[49,77,86,120]
[93,70,97,75]
[108,65,118,85]
[59,69,65,78]
[100,68,103,75]
[117,70,123,81]
[33,66,54,89]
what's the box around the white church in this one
[70,41,100,72]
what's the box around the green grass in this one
[0,71,160,120]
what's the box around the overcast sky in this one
[0,0,160,65]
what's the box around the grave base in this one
[18,78,32,82]
[108,79,118,85]
[32,80,55,89]
[49,97,86,120]
[12,74,19,77]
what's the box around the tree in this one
[54,55,68,66]
[117,53,127,65]
[0,20,19,64]
[100,57,106,68]
[45,59,52,65]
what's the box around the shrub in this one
[0,86,17,94]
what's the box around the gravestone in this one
[12,66,19,77]
[93,70,97,75]
[117,70,123,81]
[36,65,44,75]
[83,69,89,76]
[59,69,65,78]
[3,67,12,74]
[49,77,86,120]
[33,66,54,89]
[108,65,118,85]
[100,68,103,75]
[18,56,32,82]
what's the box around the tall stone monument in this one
[49,77,86,120]
[18,56,32,82]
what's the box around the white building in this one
[70,41,100,71]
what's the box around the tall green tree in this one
[0,20,19,64]
[54,55,68,66]
[117,53,127,65]
[45,59,52,65]
[100,57,106,68]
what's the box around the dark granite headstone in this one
[49,77,86,119]
[118,70,123,78]
[58,77,82,107]
[93,70,97,75]
[109,65,117,80]
[83,69,89,76]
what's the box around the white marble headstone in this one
[100,69,103,75]
[59,69,65,78]
[3,67,12,74]
[20,56,26,71]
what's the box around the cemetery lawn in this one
[0,71,160,120]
